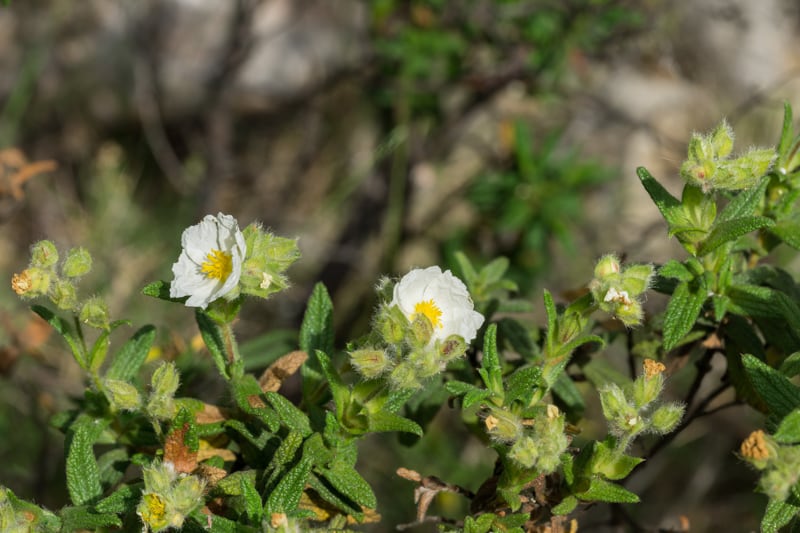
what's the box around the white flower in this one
[391,266,484,344]
[170,213,246,308]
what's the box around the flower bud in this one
[740,430,773,467]
[29,240,59,268]
[11,268,51,298]
[439,334,467,362]
[137,493,169,532]
[631,372,664,409]
[484,407,523,443]
[388,361,420,390]
[350,348,392,379]
[650,403,684,435]
[62,247,92,278]
[79,296,110,329]
[104,379,142,411]
[710,119,734,158]
[171,475,206,516]
[50,279,78,310]
[148,362,180,419]
[410,347,441,379]
[409,314,434,347]
[621,264,654,296]
[599,384,629,422]
[509,435,539,468]
[594,254,621,279]
[377,305,407,345]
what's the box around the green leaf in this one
[31,305,87,369]
[307,473,363,518]
[316,350,349,423]
[96,448,129,488]
[552,495,579,515]
[778,102,794,158]
[717,177,769,222]
[300,283,334,400]
[265,456,313,514]
[577,477,640,503]
[59,506,122,530]
[771,215,800,250]
[774,409,800,444]
[590,439,644,480]
[742,354,800,422]
[551,373,585,416]
[240,472,263,523]
[636,167,681,224]
[229,375,280,432]
[141,280,186,303]
[479,324,503,396]
[196,309,229,378]
[105,325,156,381]
[65,416,109,506]
[762,497,800,533]
[662,279,708,351]
[320,463,377,509]
[264,391,312,436]
[728,284,800,332]
[216,470,258,496]
[543,289,558,353]
[658,260,693,282]
[367,409,423,436]
[697,216,774,256]
[94,484,141,514]
[780,352,800,378]
[504,366,542,407]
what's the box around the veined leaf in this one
[479,324,503,396]
[320,463,377,509]
[59,506,122,531]
[636,167,681,224]
[658,260,693,282]
[240,473,263,523]
[742,354,800,422]
[367,410,422,436]
[195,310,229,378]
[300,283,334,401]
[716,177,769,222]
[761,496,800,533]
[105,325,156,381]
[696,216,774,256]
[31,305,87,369]
[265,456,313,514]
[774,409,800,444]
[662,279,708,351]
[577,477,640,503]
[264,391,311,437]
[141,280,186,303]
[65,416,109,506]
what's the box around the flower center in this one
[200,249,233,281]
[413,299,443,329]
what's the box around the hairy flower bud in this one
[147,362,180,419]
[650,403,684,435]
[11,268,51,299]
[484,407,523,443]
[350,348,392,379]
[62,247,92,278]
[79,296,110,330]
[104,379,142,411]
[51,279,78,310]
[29,240,59,268]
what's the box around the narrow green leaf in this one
[240,473,263,523]
[480,324,503,395]
[771,215,800,250]
[780,352,800,378]
[636,167,681,223]
[300,283,334,400]
[481,256,510,284]
[662,279,707,351]
[590,439,644,480]
[321,463,377,509]
[141,280,186,303]
[658,260,693,282]
[367,410,423,436]
[94,484,141,514]
[717,177,769,223]
[742,354,800,421]
[229,375,280,432]
[774,409,800,444]
[264,391,311,436]
[307,473,363,518]
[65,416,109,506]
[265,456,313,514]
[543,289,557,353]
[316,350,349,422]
[551,495,579,516]
[96,448,129,488]
[195,310,229,378]
[551,373,585,416]
[216,470,258,497]
[697,216,774,256]
[454,251,479,286]
[728,284,800,332]
[578,477,640,503]
[504,366,542,407]
[761,496,800,533]
[778,102,794,158]
[105,325,156,381]
[31,305,87,368]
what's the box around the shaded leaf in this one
[65,416,109,506]
[105,325,156,381]
[662,279,708,351]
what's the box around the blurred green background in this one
[2,0,800,530]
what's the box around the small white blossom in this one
[170,213,246,309]
[391,266,484,345]
[604,287,632,306]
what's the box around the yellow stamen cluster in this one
[643,359,666,379]
[11,271,31,295]
[413,299,443,329]
[741,430,770,460]
[201,249,233,281]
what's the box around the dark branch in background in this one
[132,1,190,193]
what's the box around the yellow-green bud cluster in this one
[589,255,654,327]
[680,119,776,193]
[0,487,48,533]
[349,302,471,390]
[739,430,800,502]
[507,406,569,474]
[238,223,300,300]
[146,362,180,420]
[600,359,684,447]
[136,461,205,532]
[11,241,111,327]
[104,378,142,412]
